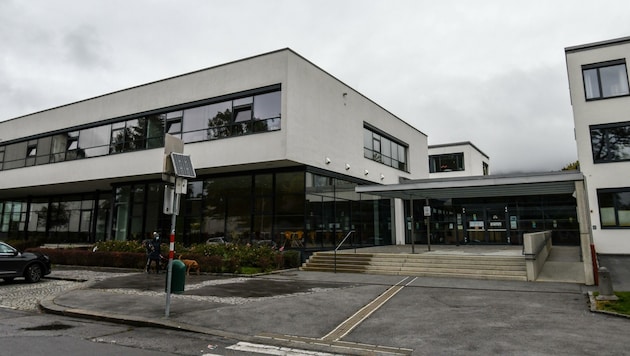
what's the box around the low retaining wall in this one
[523,231,552,281]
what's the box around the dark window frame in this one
[429,152,465,173]
[0,85,281,171]
[582,59,630,101]
[590,121,630,163]
[363,124,408,172]
[597,187,630,228]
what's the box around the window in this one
[429,153,465,173]
[0,86,280,171]
[363,126,408,171]
[582,59,630,100]
[598,188,630,228]
[590,121,630,163]
[26,144,37,157]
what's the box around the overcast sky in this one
[2,1,630,173]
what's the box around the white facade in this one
[0,49,427,199]
[0,49,427,246]
[428,142,489,178]
[565,37,630,254]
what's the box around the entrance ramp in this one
[535,246,585,283]
[301,245,527,281]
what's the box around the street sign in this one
[423,206,431,217]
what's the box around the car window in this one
[0,243,16,254]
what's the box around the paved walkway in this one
[39,256,629,355]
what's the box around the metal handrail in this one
[334,230,355,273]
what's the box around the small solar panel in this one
[170,153,196,178]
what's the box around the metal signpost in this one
[162,134,196,318]
[424,199,431,252]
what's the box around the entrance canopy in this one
[356,171,584,199]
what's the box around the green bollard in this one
[167,259,186,294]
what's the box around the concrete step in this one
[301,251,527,281]
[300,266,527,281]
[310,257,525,268]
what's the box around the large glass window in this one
[583,60,630,100]
[598,188,630,228]
[363,126,408,171]
[206,102,232,140]
[0,86,281,171]
[3,142,27,170]
[590,121,630,163]
[429,153,465,173]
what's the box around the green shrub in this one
[282,250,301,268]
[27,240,294,273]
[206,255,223,273]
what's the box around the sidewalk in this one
[40,262,630,356]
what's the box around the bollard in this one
[166,259,186,294]
[596,267,618,301]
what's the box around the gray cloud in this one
[1,0,629,173]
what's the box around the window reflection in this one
[254,91,281,120]
[590,122,630,163]
[0,87,281,171]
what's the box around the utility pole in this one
[162,134,195,317]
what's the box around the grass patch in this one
[239,266,263,275]
[594,291,630,315]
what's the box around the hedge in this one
[26,241,301,274]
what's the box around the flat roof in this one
[356,171,583,199]
[565,36,630,53]
[428,141,489,159]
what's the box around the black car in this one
[0,241,52,283]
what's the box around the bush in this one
[282,250,301,268]
[26,241,296,274]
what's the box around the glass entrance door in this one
[486,206,508,243]
[463,204,510,244]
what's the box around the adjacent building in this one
[428,141,489,178]
[565,36,630,254]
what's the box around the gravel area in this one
[0,269,130,312]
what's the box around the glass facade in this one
[1,193,110,244]
[0,168,393,249]
[406,194,580,246]
[0,86,280,171]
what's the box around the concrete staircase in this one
[300,251,527,281]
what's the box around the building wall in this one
[284,52,427,184]
[0,49,425,246]
[0,49,426,197]
[428,142,489,178]
[566,38,630,254]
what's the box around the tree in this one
[562,161,580,171]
